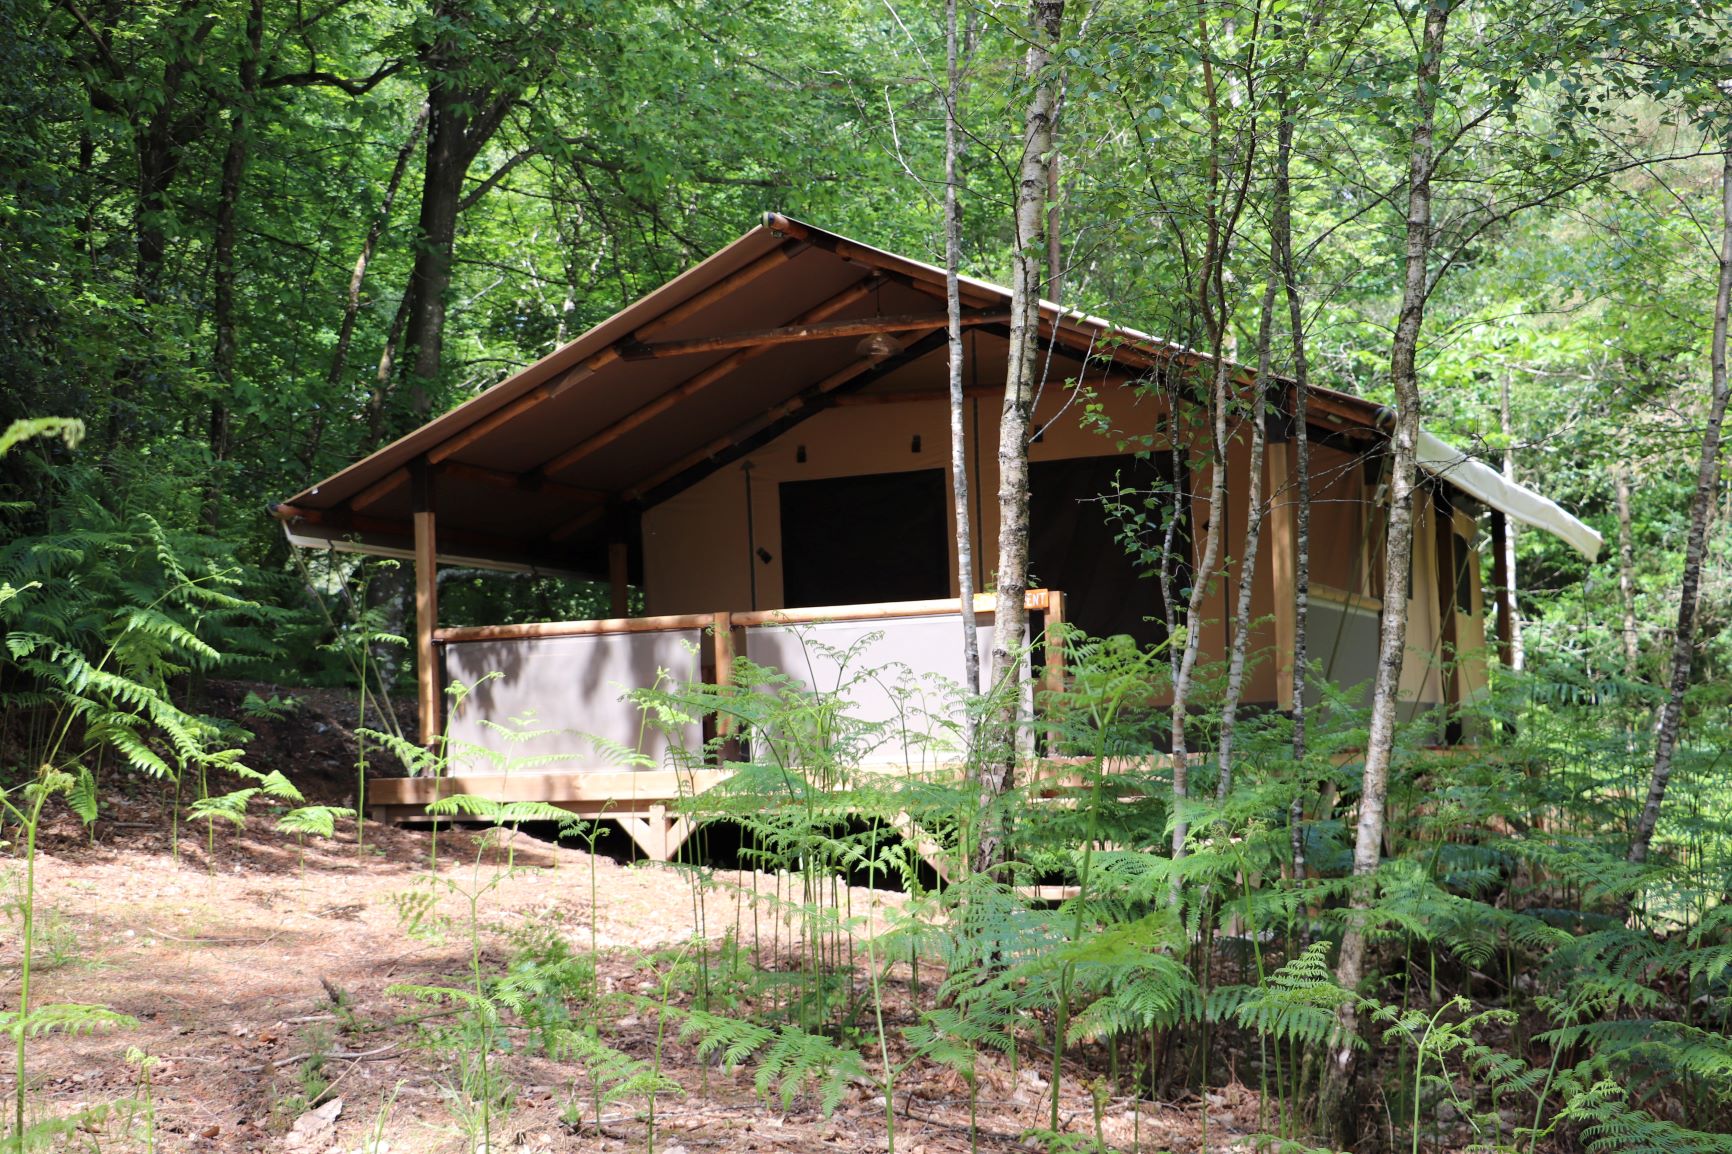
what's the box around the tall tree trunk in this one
[106,2,215,450]
[1499,368,1525,670]
[391,8,522,430]
[944,0,980,704]
[977,0,1065,874]
[398,80,470,421]
[1616,463,1639,681]
[1274,95,1314,878]
[132,1,215,297]
[367,291,416,448]
[1627,146,1732,868]
[329,102,429,392]
[1321,1,1451,1138]
[205,0,264,531]
[1215,277,1276,800]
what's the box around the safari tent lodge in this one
[275,215,1602,860]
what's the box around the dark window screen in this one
[1029,454,1187,647]
[1453,532,1474,615]
[779,469,950,608]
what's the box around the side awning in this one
[1418,428,1602,562]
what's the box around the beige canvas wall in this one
[639,380,1480,711]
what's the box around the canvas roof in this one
[276,214,1600,576]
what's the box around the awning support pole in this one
[1490,508,1514,667]
[412,459,441,747]
[608,541,630,618]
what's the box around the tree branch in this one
[263,59,404,95]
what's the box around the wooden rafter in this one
[626,328,949,508]
[550,503,606,543]
[631,239,803,342]
[534,275,883,481]
[421,243,803,468]
[274,502,551,562]
[348,458,608,513]
[619,308,1006,360]
[351,466,411,511]
[437,460,606,504]
[428,345,622,465]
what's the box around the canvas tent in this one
[276,215,1602,844]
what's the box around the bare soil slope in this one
[14,804,1244,1153]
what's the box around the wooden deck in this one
[367,769,732,861]
[363,756,1161,876]
[367,765,1087,900]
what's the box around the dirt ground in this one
[10,799,1259,1154]
[1,681,1255,1153]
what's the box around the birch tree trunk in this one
[978,0,1065,874]
[1170,355,1229,860]
[1616,463,1639,681]
[1499,369,1525,670]
[1167,0,1246,865]
[1215,277,1276,800]
[945,0,979,704]
[1627,146,1732,868]
[1320,0,1450,1136]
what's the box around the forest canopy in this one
[4,0,1732,1151]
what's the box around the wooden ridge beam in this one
[535,276,882,481]
[828,373,1140,408]
[830,384,1001,407]
[764,212,1188,372]
[619,308,1005,360]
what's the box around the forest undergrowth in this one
[0,417,1729,1154]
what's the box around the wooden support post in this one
[711,611,742,764]
[412,461,440,747]
[608,541,630,618]
[1266,440,1298,711]
[1489,509,1514,667]
[619,804,692,863]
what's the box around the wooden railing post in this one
[411,459,441,746]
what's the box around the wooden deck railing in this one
[431,588,1056,644]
